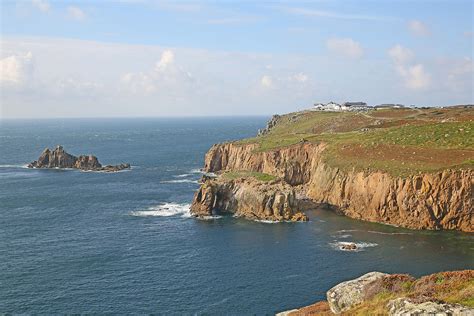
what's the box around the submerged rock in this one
[28,145,130,172]
[340,243,358,251]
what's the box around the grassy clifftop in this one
[237,105,474,176]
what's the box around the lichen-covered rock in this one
[326,272,388,314]
[28,146,130,172]
[387,298,474,315]
[190,176,308,222]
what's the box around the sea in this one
[0,117,473,314]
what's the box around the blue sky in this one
[1,0,473,118]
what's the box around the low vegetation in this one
[347,271,474,315]
[222,171,277,182]
[237,106,474,176]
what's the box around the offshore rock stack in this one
[28,145,130,172]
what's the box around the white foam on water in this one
[160,179,198,184]
[174,173,192,178]
[0,164,29,168]
[197,215,223,220]
[130,203,191,218]
[190,168,203,174]
[254,219,280,224]
[330,241,378,252]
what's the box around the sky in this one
[0,0,473,118]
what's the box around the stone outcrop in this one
[387,298,474,315]
[257,114,281,136]
[190,176,308,222]
[200,142,473,232]
[277,270,474,315]
[28,146,130,172]
[326,272,388,314]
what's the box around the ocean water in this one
[0,117,473,314]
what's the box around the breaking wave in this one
[336,229,412,236]
[0,164,28,168]
[161,179,199,184]
[130,203,191,218]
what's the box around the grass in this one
[222,171,277,182]
[344,271,474,315]
[234,107,474,176]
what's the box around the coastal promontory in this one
[191,105,473,231]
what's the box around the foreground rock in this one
[277,270,474,315]
[190,175,308,222]
[327,272,389,313]
[28,146,130,172]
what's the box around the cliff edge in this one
[192,106,473,231]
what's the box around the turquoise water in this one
[1,118,473,314]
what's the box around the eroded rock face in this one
[190,176,308,222]
[201,142,473,232]
[28,146,130,172]
[326,272,388,314]
[387,298,474,316]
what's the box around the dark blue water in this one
[1,118,473,314]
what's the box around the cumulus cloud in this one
[67,6,86,21]
[0,52,34,86]
[388,44,430,90]
[395,64,431,90]
[290,73,309,83]
[32,0,50,12]
[408,20,430,37]
[121,50,193,95]
[260,75,274,88]
[326,38,364,59]
[388,45,414,64]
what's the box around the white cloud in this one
[0,52,34,85]
[67,6,86,21]
[121,49,193,95]
[290,73,308,83]
[395,64,431,90]
[388,44,414,64]
[283,7,395,21]
[32,0,50,12]
[408,20,430,37]
[388,45,430,90]
[326,38,364,59]
[260,75,274,88]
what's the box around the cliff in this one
[192,106,473,231]
[277,270,474,315]
[199,141,472,231]
[28,145,130,172]
[191,175,308,222]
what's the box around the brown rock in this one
[190,176,308,222]
[28,146,130,172]
[200,142,473,232]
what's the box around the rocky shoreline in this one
[191,175,308,222]
[191,141,473,231]
[277,270,474,315]
[28,145,130,172]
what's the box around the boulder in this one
[326,272,388,314]
[387,298,474,316]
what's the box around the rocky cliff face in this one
[200,142,473,232]
[28,146,130,172]
[191,176,308,222]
